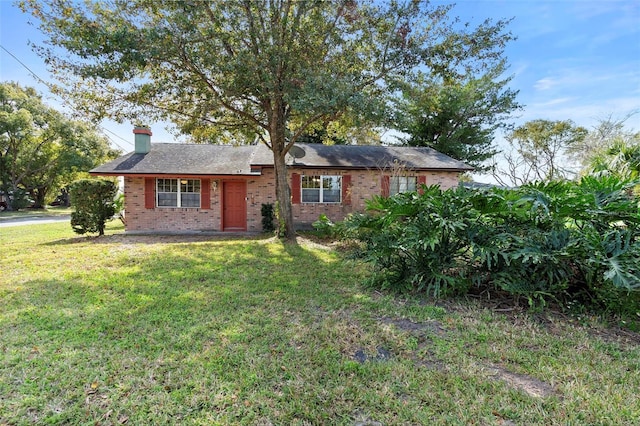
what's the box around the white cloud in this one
[534,78,557,91]
[521,96,640,128]
[536,97,574,107]
[571,1,639,21]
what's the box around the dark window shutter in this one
[342,174,351,205]
[201,179,211,209]
[291,173,301,204]
[144,177,155,209]
[381,175,390,197]
[417,175,426,194]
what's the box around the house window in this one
[156,178,201,207]
[302,175,341,203]
[390,176,417,195]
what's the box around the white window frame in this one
[156,178,201,208]
[390,176,417,195]
[302,175,342,204]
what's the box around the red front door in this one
[222,181,247,231]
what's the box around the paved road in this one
[0,215,71,227]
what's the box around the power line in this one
[101,127,133,148]
[1,44,131,151]
[1,44,47,86]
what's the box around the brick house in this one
[90,127,472,232]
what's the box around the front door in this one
[222,181,246,231]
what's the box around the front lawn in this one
[1,223,639,424]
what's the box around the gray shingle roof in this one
[91,143,260,175]
[273,143,473,171]
[91,142,472,176]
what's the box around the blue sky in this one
[1,0,639,156]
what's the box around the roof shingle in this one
[91,142,472,176]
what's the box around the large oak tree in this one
[22,0,514,240]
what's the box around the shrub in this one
[261,203,275,233]
[7,188,33,210]
[70,179,117,236]
[345,176,640,314]
[312,214,347,239]
[345,186,476,297]
[469,178,640,308]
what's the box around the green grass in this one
[1,222,639,425]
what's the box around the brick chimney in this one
[133,126,152,154]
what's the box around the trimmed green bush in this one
[70,179,117,236]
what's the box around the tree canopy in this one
[588,136,640,190]
[492,119,588,186]
[395,59,520,171]
[0,81,117,209]
[22,0,516,239]
[567,114,640,174]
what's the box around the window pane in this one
[181,179,200,193]
[302,175,341,203]
[321,176,341,203]
[390,177,400,195]
[322,189,341,203]
[390,176,416,195]
[323,176,341,190]
[157,193,178,207]
[406,177,417,192]
[157,178,177,193]
[398,177,409,193]
[181,193,200,207]
[302,175,320,189]
[157,178,178,207]
[302,188,320,203]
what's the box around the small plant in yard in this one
[312,213,348,239]
[261,203,275,232]
[69,178,117,236]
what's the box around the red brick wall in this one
[124,177,221,232]
[246,170,277,231]
[123,169,461,232]
[289,168,461,227]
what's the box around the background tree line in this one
[492,114,639,187]
[0,81,118,210]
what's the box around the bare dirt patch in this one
[486,364,556,398]
[380,317,446,336]
[378,316,448,370]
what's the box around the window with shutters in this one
[302,175,341,203]
[389,176,417,195]
[156,178,201,208]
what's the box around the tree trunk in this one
[32,187,47,209]
[268,104,297,243]
[61,187,70,207]
[5,182,19,211]
[273,150,296,242]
